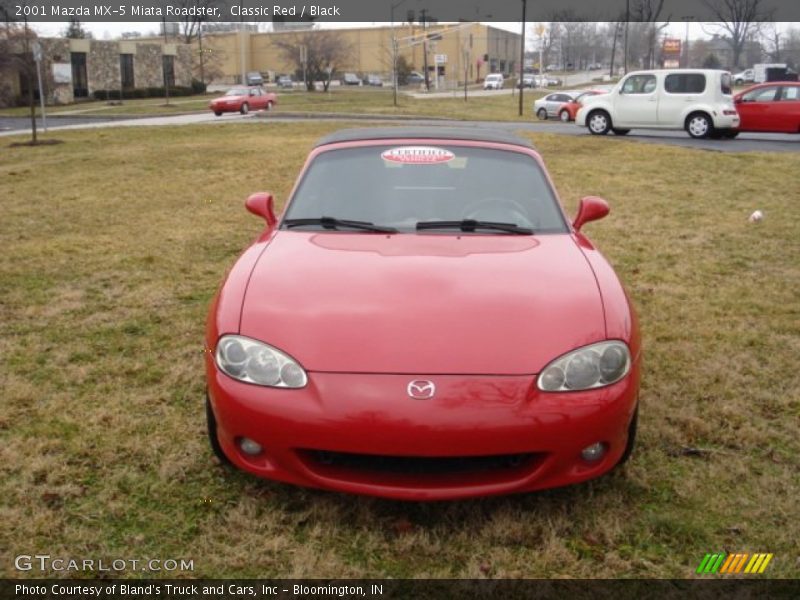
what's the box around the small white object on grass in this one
[748,210,764,223]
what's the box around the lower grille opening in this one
[301,449,542,477]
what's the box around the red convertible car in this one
[205,128,641,500]
[733,82,800,133]
[209,86,277,116]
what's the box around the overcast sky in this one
[31,21,798,42]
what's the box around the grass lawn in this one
[1,123,798,578]
[0,88,548,121]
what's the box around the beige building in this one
[0,35,192,106]
[196,24,521,87]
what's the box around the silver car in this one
[533,91,582,120]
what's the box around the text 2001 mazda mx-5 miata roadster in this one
[205,128,641,500]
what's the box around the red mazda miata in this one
[205,128,641,500]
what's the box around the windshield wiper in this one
[416,219,533,235]
[284,217,397,233]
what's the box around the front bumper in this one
[206,360,640,500]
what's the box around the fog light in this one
[581,442,606,462]
[239,438,262,456]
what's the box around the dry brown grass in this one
[1,123,798,579]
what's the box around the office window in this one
[162,55,175,88]
[120,54,134,90]
[71,52,88,97]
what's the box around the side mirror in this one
[245,192,277,228]
[573,196,610,232]
[734,96,742,104]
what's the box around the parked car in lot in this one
[517,74,536,88]
[406,71,425,85]
[733,82,800,133]
[576,69,740,138]
[205,127,641,500]
[277,75,293,89]
[209,87,277,116]
[483,73,504,90]
[341,72,361,86]
[558,90,606,122]
[245,71,264,86]
[733,69,755,85]
[364,74,384,87]
[533,91,582,120]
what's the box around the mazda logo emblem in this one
[407,380,436,400]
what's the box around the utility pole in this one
[32,40,47,132]
[300,44,308,91]
[198,21,205,86]
[162,17,170,105]
[390,0,404,107]
[623,0,630,74]
[682,17,693,68]
[518,0,526,117]
[421,9,429,92]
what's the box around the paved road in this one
[2,112,798,153]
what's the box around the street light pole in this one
[518,0,526,117]
[421,9,429,92]
[623,0,630,74]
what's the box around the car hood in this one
[239,232,606,375]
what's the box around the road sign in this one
[32,41,42,62]
[434,54,447,64]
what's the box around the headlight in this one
[215,335,307,388]
[537,341,631,392]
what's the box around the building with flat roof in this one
[195,23,521,87]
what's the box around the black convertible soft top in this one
[314,127,535,150]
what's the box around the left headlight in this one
[537,341,631,392]
[215,335,308,388]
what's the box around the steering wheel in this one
[461,197,533,228]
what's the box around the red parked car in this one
[205,128,641,500]
[209,86,277,116]
[558,90,606,122]
[733,82,800,133]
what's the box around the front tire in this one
[266,100,273,111]
[240,102,249,115]
[559,110,570,122]
[686,112,713,139]
[213,111,222,117]
[537,108,548,120]
[587,110,611,135]
[206,392,232,466]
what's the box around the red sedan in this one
[205,128,641,500]
[733,82,800,133]
[209,86,277,116]
[558,90,606,122]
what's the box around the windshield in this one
[282,144,568,234]
[225,88,247,96]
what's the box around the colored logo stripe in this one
[700,553,774,575]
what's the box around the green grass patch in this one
[1,123,798,578]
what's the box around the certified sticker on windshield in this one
[381,146,455,165]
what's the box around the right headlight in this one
[215,335,307,388]
[537,341,631,392]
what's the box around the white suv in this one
[483,74,504,90]
[575,69,740,139]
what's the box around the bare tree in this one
[175,0,218,43]
[702,0,772,69]
[631,0,670,69]
[0,17,39,142]
[275,30,353,92]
